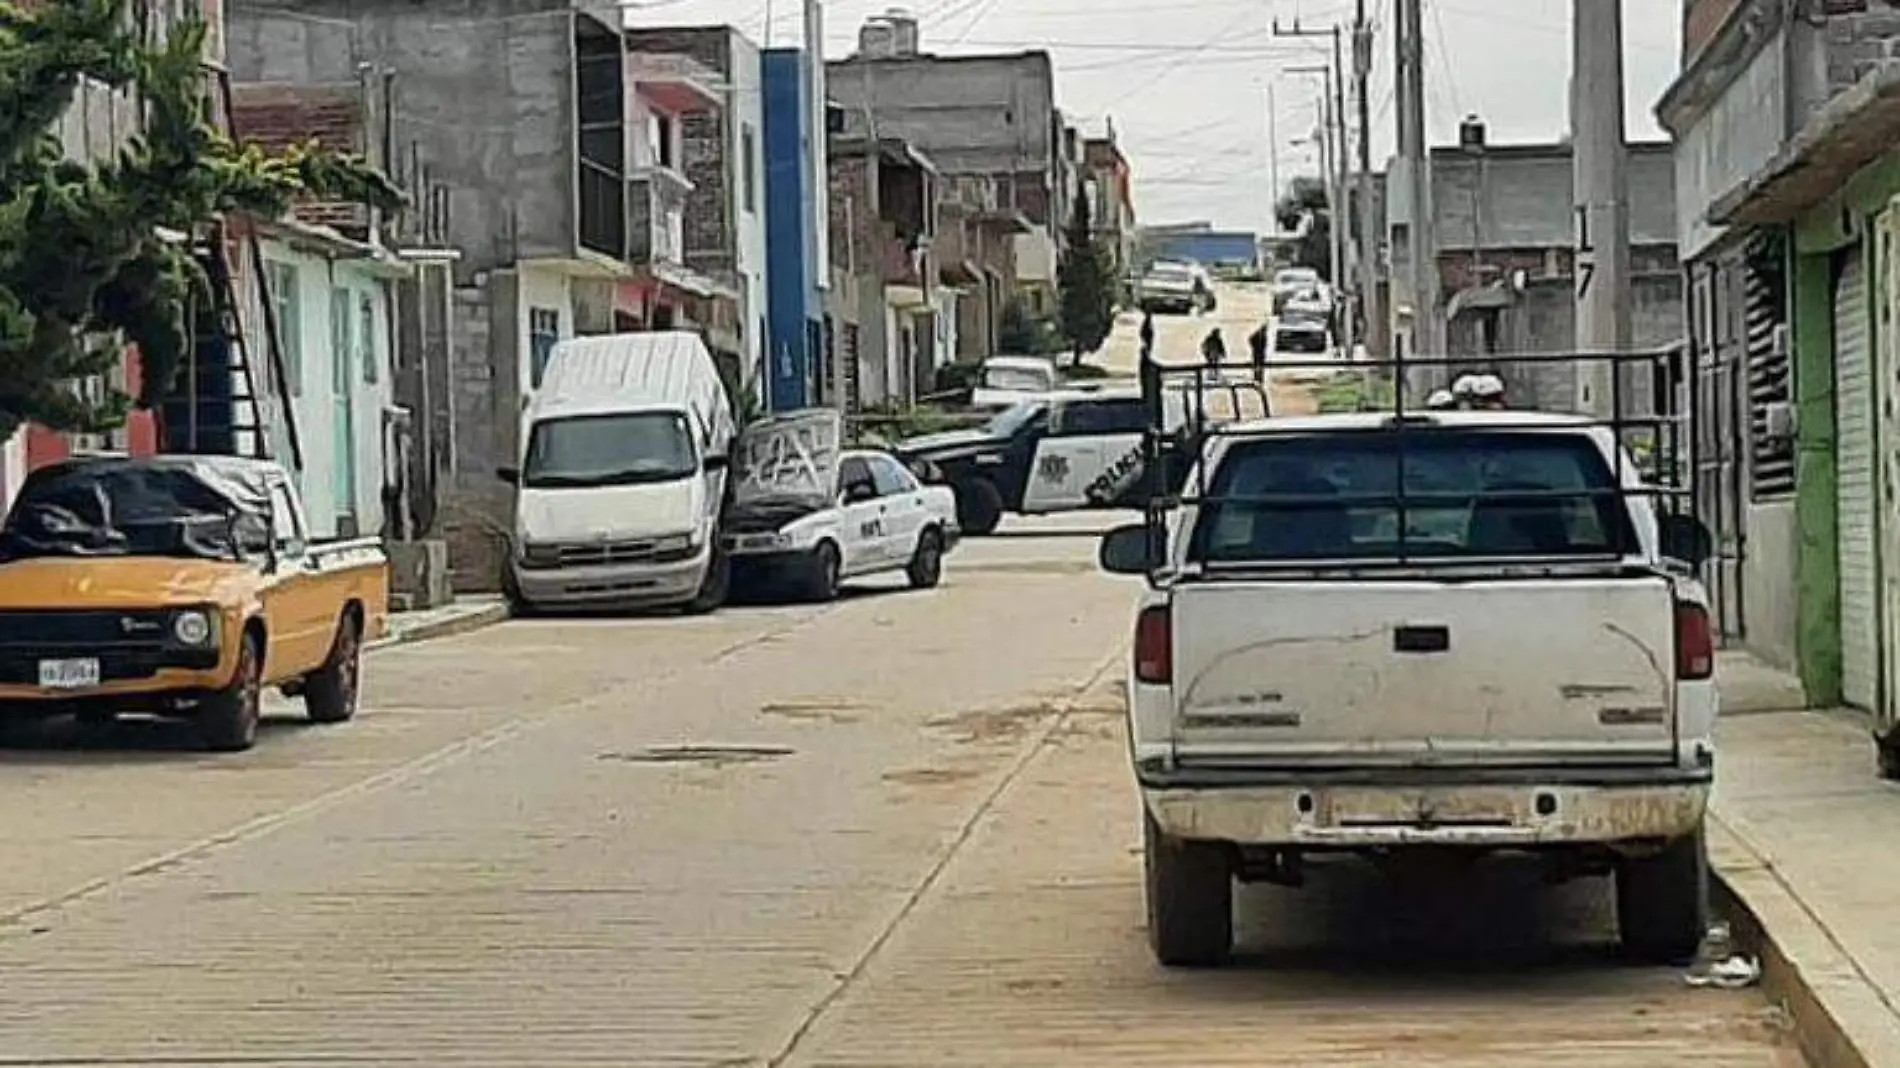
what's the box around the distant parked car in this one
[1272,266,1327,314]
[1273,315,1331,355]
[970,355,1060,410]
[1139,260,1215,315]
[725,409,959,602]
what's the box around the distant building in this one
[828,12,1064,316]
[1083,125,1136,295]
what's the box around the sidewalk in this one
[1712,650,1900,1067]
[371,597,508,651]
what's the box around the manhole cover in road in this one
[598,744,795,768]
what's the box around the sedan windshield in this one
[524,412,698,488]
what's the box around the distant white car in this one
[1139,260,1215,315]
[724,408,959,602]
[970,355,1060,410]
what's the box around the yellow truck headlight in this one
[171,609,214,646]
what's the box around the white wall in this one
[729,32,768,395]
[517,265,574,395]
[0,429,23,516]
[258,240,398,539]
[1015,230,1056,285]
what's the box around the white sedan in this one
[724,410,959,601]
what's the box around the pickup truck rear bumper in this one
[1139,765,1711,848]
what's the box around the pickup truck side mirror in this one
[1660,513,1713,567]
[496,466,519,485]
[1099,523,1161,575]
[842,480,877,504]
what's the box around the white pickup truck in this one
[1099,410,1718,967]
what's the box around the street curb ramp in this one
[367,601,510,653]
[1709,817,1900,1068]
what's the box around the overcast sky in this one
[626,0,1682,232]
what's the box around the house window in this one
[359,294,378,384]
[653,113,676,169]
[741,125,757,214]
[529,307,561,388]
[266,261,302,396]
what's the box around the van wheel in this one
[906,528,944,589]
[199,633,263,753]
[802,541,842,602]
[1144,811,1233,967]
[1616,827,1708,963]
[685,548,731,615]
[955,478,1004,536]
[303,612,363,724]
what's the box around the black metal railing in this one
[1134,342,1693,582]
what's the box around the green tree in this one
[997,298,1040,353]
[0,0,404,441]
[1274,175,1332,280]
[1056,176,1114,364]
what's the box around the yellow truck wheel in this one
[198,633,262,753]
[304,612,363,724]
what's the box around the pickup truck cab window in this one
[1050,397,1147,436]
[1190,431,1639,562]
[267,481,307,557]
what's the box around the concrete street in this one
[0,520,1801,1066]
[1096,281,1325,415]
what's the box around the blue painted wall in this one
[1154,231,1259,270]
[762,48,821,412]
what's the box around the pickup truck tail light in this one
[1134,605,1172,685]
[1676,601,1714,680]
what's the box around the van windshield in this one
[524,412,698,488]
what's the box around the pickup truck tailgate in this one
[1169,577,1678,767]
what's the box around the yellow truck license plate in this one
[38,658,101,689]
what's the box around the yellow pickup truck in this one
[0,456,389,751]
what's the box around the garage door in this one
[1837,248,1879,711]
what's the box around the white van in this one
[498,332,737,614]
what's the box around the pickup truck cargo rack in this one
[1133,344,1695,577]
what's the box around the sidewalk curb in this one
[1709,816,1900,1068]
[367,602,510,653]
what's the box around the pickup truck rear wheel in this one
[303,613,362,724]
[198,633,263,753]
[1144,811,1234,967]
[954,478,1003,537]
[1615,828,1708,963]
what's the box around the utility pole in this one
[1352,0,1377,358]
[1276,16,1354,354]
[1393,0,1435,383]
[1265,83,1280,227]
[1572,0,1631,418]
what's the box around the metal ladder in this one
[159,63,303,470]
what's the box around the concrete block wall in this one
[226,0,582,281]
[828,155,875,278]
[1825,2,1900,90]
[441,271,521,592]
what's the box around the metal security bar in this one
[1135,341,1691,577]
